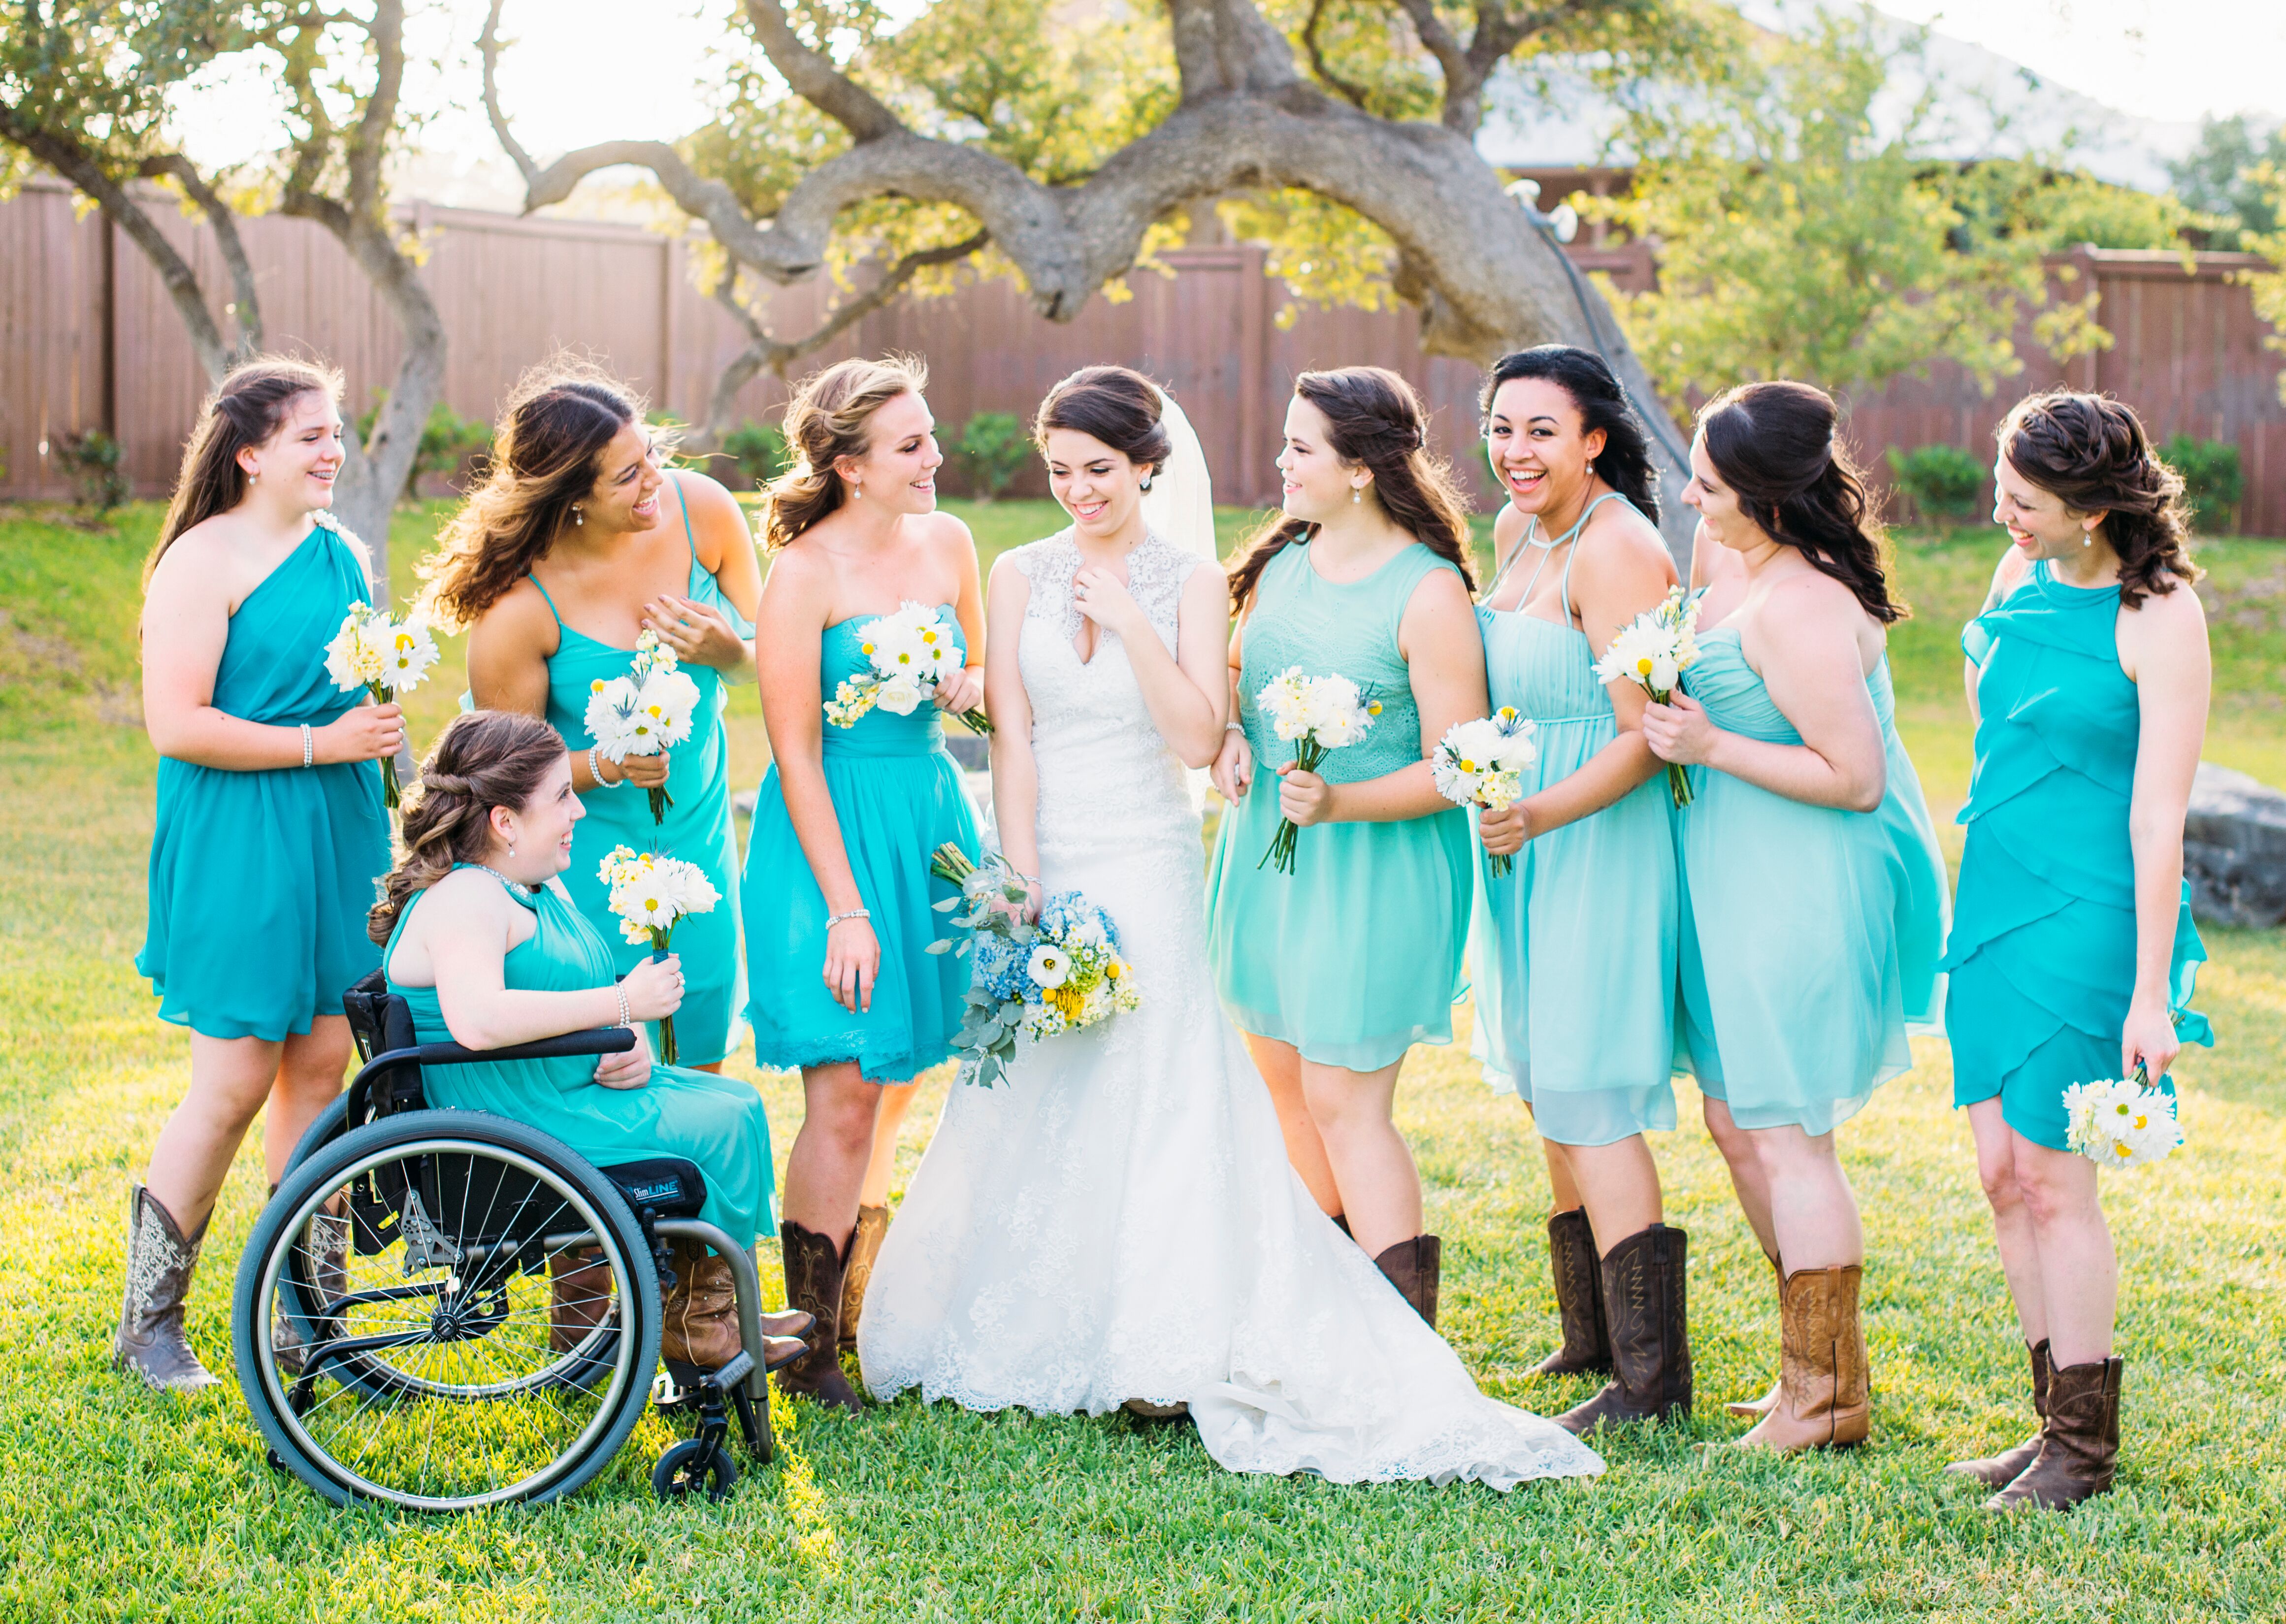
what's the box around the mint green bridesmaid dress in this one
[138,518,390,1039]
[1207,541,1475,1072]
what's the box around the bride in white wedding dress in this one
[858,367,1601,1489]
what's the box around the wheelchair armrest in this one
[350,1028,639,1093]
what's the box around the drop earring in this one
[248,469,260,483]
[508,843,517,857]
[572,505,583,527]
[1352,487,1363,505]
[852,481,862,500]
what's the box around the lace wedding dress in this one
[858,530,1602,1489]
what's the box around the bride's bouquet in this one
[825,602,992,735]
[1592,586,1706,808]
[1255,667,1379,876]
[925,843,1139,1087]
[599,844,718,1066]
[324,601,439,809]
[2063,1066,2184,1169]
[1433,709,1539,878]
[585,630,700,825]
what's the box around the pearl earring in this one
[508,843,517,857]
[2083,533,2092,547]
[1352,487,1363,505]
[852,481,862,500]
[248,469,260,483]
[572,506,583,527]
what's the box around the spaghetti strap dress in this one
[1674,629,1950,1136]
[1469,495,1679,1144]
[385,867,775,1249]
[740,612,982,1081]
[1207,541,1475,1073]
[138,516,391,1039]
[524,476,748,1067]
[1940,559,2211,1149]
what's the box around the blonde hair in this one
[148,357,343,586]
[763,355,929,550]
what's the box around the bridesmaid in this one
[1642,380,1948,1451]
[1940,391,2211,1511]
[128,358,399,1389]
[1470,347,1691,1433]
[1207,366,1490,1326]
[744,357,985,1408]
[431,362,760,1072]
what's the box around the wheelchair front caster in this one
[653,1438,738,1503]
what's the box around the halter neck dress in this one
[138,517,390,1039]
[1940,558,2211,1148]
[1207,540,1475,1072]
[525,476,748,1068]
[1469,495,1679,1143]
[384,866,774,1249]
[1673,627,1950,1136]
[741,608,982,1081]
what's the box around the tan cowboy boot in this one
[1734,1265,1869,1450]
[839,1203,890,1351]
[115,1184,220,1392]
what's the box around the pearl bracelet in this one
[826,907,871,929]
[588,746,624,789]
[614,984,630,1027]
[300,723,314,768]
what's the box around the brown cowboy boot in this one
[1947,1340,2052,1489]
[1986,1356,2122,1512]
[1533,1208,1611,1378]
[1723,1252,1785,1418]
[838,1203,890,1351]
[776,1220,864,1410]
[1735,1265,1869,1450]
[1556,1224,1692,1435]
[660,1239,745,1369]
[547,1247,616,1355]
[1372,1234,1442,1329]
[115,1184,220,1392]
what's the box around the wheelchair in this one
[231,970,792,1512]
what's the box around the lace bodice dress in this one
[858,530,1602,1489]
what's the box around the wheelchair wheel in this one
[233,1111,662,1512]
[653,1437,739,1503]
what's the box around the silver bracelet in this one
[825,907,871,929]
[588,746,624,789]
[300,723,314,769]
[1224,721,1245,733]
[614,984,630,1027]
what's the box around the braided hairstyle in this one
[1480,346,1662,522]
[367,710,567,946]
[1998,390,2199,609]
[763,355,929,550]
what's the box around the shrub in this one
[720,420,790,490]
[1886,444,1986,522]
[55,429,129,513]
[2159,434,2243,532]
[954,413,1031,502]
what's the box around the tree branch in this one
[1301,0,1373,111]
[136,153,264,357]
[738,0,903,142]
[346,0,405,217]
[479,0,538,188]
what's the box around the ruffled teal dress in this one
[138,519,390,1039]
[526,478,748,1067]
[1674,630,1950,1136]
[1940,559,2211,1149]
[386,867,774,1249]
[741,610,981,1081]
[1207,541,1474,1073]
[1469,505,1679,1144]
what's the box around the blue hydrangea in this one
[1038,892,1118,953]
[972,930,1028,1000]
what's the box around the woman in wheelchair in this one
[370,709,808,1368]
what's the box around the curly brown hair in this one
[368,710,567,946]
[1997,390,2199,609]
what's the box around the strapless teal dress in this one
[1940,559,2211,1149]
[1469,516,1678,1145]
[741,610,981,1081]
[526,478,748,1067]
[1674,630,1949,1135]
[1207,541,1474,1073]
[386,867,774,1248]
[138,519,390,1040]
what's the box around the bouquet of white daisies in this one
[2063,1065,2184,1169]
[324,601,440,809]
[824,602,991,736]
[1592,585,1706,808]
[1433,708,1540,878]
[1254,667,1380,876]
[585,630,701,825]
[925,843,1139,1087]
[598,844,719,1066]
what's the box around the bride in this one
[858,366,1600,1488]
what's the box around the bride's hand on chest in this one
[1072,566,1145,639]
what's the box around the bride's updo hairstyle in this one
[1998,390,2197,609]
[1032,366,1172,478]
[1480,345,1662,522]
[367,710,566,945]
[1227,366,1476,614]
[764,354,928,550]
[1698,380,1903,624]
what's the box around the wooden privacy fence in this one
[4,177,2282,530]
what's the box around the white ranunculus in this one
[1027,944,1070,988]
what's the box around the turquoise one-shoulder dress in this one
[1940,559,2211,1149]
[138,518,391,1040]
[1207,541,1475,1073]
[526,477,749,1067]
[386,867,774,1249]
[1469,506,1679,1144]
[741,610,981,1081]
[1674,629,1950,1136]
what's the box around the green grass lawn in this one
[2,500,2282,1621]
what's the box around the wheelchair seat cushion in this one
[601,1158,709,1221]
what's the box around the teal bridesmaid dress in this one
[526,477,748,1067]
[1674,629,1950,1135]
[1941,559,2211,1149]
[1207,541,1474,1072]
[1469,500,1679,1144]
[385,867,774,1249]
[138,517,390,1039]
[741,611,981,1080]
